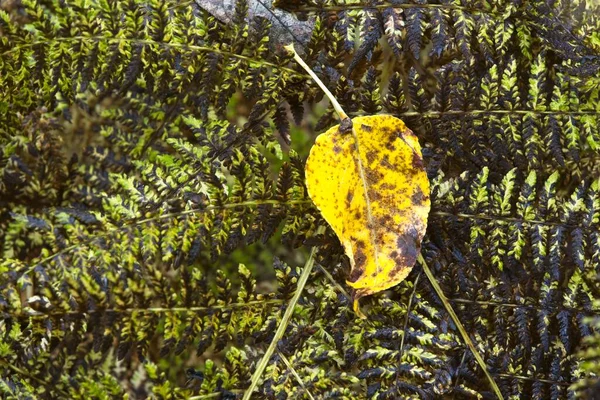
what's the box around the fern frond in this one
[1,0,599,398]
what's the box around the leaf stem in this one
[284,44,348,120]
[285,43,378,318]
[417,253,504,400]
[243,225,326,400]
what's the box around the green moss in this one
[1,0,599,398]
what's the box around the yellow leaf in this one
[305,114,431,316]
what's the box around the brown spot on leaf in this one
[365,169,383,184]
[379,214,394,228]
[402,127,416,138]
[348,265,363,283]
[346,191,354,205]
[349,242,367,282]
[412,154,424,169]
[396,230,420,265]
[382,127,394,137]
[380,155,395,170]
[366,150,377,164]
[361,124,373,132]
[333,145,342,154]
[380,183,396,191]
[368,188,382,202]
[390,266,407,280]
[412,187,424,204]
[383,130,400,151]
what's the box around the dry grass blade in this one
[243,225,326,400]
[417,253,504,400]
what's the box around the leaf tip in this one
[353,298,367,319]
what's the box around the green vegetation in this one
[1,0,599,398]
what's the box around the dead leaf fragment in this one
[305,114,430,316]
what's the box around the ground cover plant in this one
[1,0,599,398]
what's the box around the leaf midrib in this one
[351,127,382,278]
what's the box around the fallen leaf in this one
[305,114,430,316]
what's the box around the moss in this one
[0,0,599,398]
